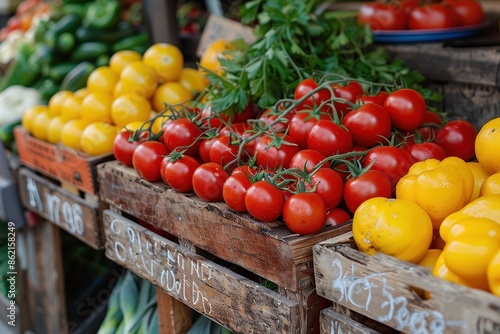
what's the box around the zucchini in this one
[45,14,82,47]
[48,62,79,82]
[70,42,110,62]
[60,61,96,92]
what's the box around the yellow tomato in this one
[47,116,65,144]
[113,80,123,98]
[111,94,152,128]
[120,61,158,99]
[467,161,491,200]
[74,87,89,98]
[178,67,208,98]
[122,120,147,132]
[152,81,191,113]
[81,91,114,123]
[31,111,52,141]
[60,119,91,150]
[109,50,142,75]
[60,94,84,122]
[199,39,233,75]
[488,249,500,296]
[87,66,119,95]
[475,117,500,174]
[22,105,49,134]
[439,195,500,242]
[480,173,500,196]
[352,197,433,263]
[80,122,118,156]
[143,43,184,82]
[416,249,442,272]
[48,90,72,117]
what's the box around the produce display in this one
[358,0,485,31]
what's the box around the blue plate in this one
[372,21,490,43]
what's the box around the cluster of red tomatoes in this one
[358,0,484,31]
[112,77,477,236]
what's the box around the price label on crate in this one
[17,168,104,249]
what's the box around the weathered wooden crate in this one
[14,127,113,195]
[16,167,106,250]
[320,307,383,334]
[313,232,500,334]
[98,161,353,333]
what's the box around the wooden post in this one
[157,287,192,334]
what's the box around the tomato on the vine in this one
[132,141,170,182]
[342,103,392,148]
[307,168,344,210]
[192,162,229,202]
[326,208,351,227]
[357,90,389,107]
[288,111,329,150]
[434,119,477,161]
[406,142,447,162]
[289,149,330,172]
[255,134,300,170]
[209,135,241,172]
[283,192,327,235]
[362,146,416,192]
[307,119,353,156]
[163,117,203,156]
[113,130,147,167]
[344,170,392,214]
[294,78,331,111]
[222,173,252,212]
[331,81,364,117]
[245,180,285,222]
[384,88,426,131]
[160,155,200,193]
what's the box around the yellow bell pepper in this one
[488,250,500,296]
[396,157,474,229]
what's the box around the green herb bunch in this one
[202,0,440,116]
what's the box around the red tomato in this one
[233,102,260,123]
[342,103,392,148]
[245,181,285,222]
[294,78,331,111]
[357,91,389,106]
[283,192,327,235]
[344,170,392,214]
[408,3,460,30]
[326,208,351,227]
[219,122,253,137]
[358,2,407,30]
[113,130,147,167]
[288,111,329,150]
[289,149,330,172]
[209,135,241,172]
[444,0,484,26]
[307,168,344,210]
[199,105,229,129]
[232,165,259,176]
[163,117,203,156]
[307,120,353,157]
[192,162,229,202]
[434,120,477,161]
[255,134,300,170]
[406,142,447,161]
[422,110,443,126]
[222,173,252,212]
[384,88,426,132]
[198,138,217,163]
[160,155,200,192]
[362,146,416,192]
[258,109,291,133]
[331,82,364,117]
[132,141,170,182]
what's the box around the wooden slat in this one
[17,168,104,250]
[25,222,68,334]
[157,287,192,334]
[97,161,351,291]
[313,238,500,334]
[320,308,382,334]
[103,210,301,334]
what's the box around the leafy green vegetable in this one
[202,0,440,115]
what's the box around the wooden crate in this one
[14,127,113,195]
[16,167,106,250]
[313,232,500,334]
[320,307,382,334]
[98,161,353,333]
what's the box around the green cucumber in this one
[111,32,150,53]
[70,42,110,62]
[75,21,136,43]
[48,62,79,82]
[60,61,96,92]
[56,32,76,54]
[45,14,82,47]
